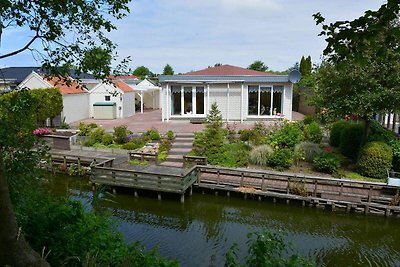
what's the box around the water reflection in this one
[45,175,400,267]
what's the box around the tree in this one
[162,64,174,75]
[299,56,312,77]
[0,1,131,265]
[30,88,63,126]
[248,60,269,72]
[312,0,400,144]
[133,66,151,79]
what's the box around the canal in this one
[47,175,400,267]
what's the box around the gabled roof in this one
[44,76,88,95]
[107,75,139,80]
[0,67,42,83]
[184,64,273,76]
[113,80,134,93]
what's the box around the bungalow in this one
[89,80,135,119]
[19,71,89,124]
[133,78,161,113]
[158,64,300,122]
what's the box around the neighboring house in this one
[0,67,42,91]
[158,64,300,122]
[89,80,135,119]
[133,78,161,113]
[19,71,89,124]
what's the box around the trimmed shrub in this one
[249,144,274,166]
[267,149,293,170]
[239,129,251,142]
[101,133,114,145]
[313,153,341,174]
[122,138,145,150]
[368,120,397,143]
[166,130,175,140]
[113,125,131,144]
[78,122,92,136]
[357,141,393,179]
[340,123,363,159]
[144,128,161,141]
[304,121,323,143]
[90,127,105,144]
[329,120,348,147]
[219,142,250,167]
[294,141,323,163]
[267,121,303,149]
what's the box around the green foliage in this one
[30,88,63,126]
[304,121,322,143]
[133,66,151,79]
[329,120,348,147]
[302,115,315,125]
[219,142,250,167]
[294,141,323,163]
[357,141,393,179]
[122,138,145,150]
[78,121,95,136]
[225,229,314,267]
[144,128,161,141]
[90,127,106,144]
[157,151,168,161]
[14,190,176,267]
[313,153,341,174]
[249,145,274,166]
[247,60,269,72]
[113,125,131,144]
[166,130,175,140]
[388,140,400,172]
[206,102,223,128]
[129,159,149,166]
[162,64,174,75]
[267,121,304,149]
[367,120,397,143]
[159,139,172,153]
[299,56,312,77]
[340,123,363,159]
[267,149,293,170]
[101,133,114,145]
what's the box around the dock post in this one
[77,157,81,172]
[244,193,247,200]
[313,180,317,197]
[92,183,96,191]
[227,191,230,197]
[215,191,218,196]
[189,186,193,196]
[217,170,220,185]
[240,172,244,187]
[364,204,369,214]
[346,203,351,213]
[332,202,336,211]
[158,193,162,201]
[385,208,390,217]
[63,156,67,167]
[258,196,262,201]
[112,188,117,194]
[180,194,185,203]
[134,190,138,198]
[302,200,306,206]
[261,175,265,191]
[273,198,277,203]
[286,199,290,204]
[287,178,290,194]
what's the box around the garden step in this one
[165,154,185,163]
[159,161,183,168]
[174,137,194,143]
[172,142,193,149]
[175,133,195,138]
[169,148,192,155]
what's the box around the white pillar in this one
[207,84,210,114]
[240,83,244,122]
[166,84,170,122]
[139,93,144,113]
[227,83,230,122]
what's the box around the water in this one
[46,175,400,267]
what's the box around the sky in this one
[0,0,386,74]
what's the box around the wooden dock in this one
[46,150,400,216]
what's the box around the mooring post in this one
[134,190,138,198]
[77,157,81,172]
[258,196,262,201]
[63,155,67,166]
[261,174,265,191]
[158,193,162,201]
[227,191,230,197]
[189,186,193,196]
[240,172,244,187]
[112,188,116,194]
[368,186,373,203]
[215,191,218,196]
[273,198,277,203]
[217,170,220,185]
[313,179,318,197]
[287,178,290,194]
[346,203,351,213]
[92,183,96,191]
[340,182,343,196]
[180,194,185,203]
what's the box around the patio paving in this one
[71,110,305,133]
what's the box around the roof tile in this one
[184,64,273,76]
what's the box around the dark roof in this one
[0,67,95,84]
[0,67,42,83]
[184,64,273,76]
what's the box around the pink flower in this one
[33,128,51,136]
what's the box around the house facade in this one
[89,80,135,119]
[19,71,90,124]
[159,65,299,122]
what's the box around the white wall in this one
[62,94,89,123]
[122,91,135,117]
[283,84,293,121]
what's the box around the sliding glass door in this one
[247,85,283,116]
[170,85,205,116]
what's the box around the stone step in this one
[172,142,193,149]
[169,148,192,155]
[175,133,195,138]
[159,161,183,168]
[174,137,194,143]
[165,154,184,163]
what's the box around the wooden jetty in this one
[46,150,400,216]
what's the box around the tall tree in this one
[133,66,151,79]
[312,0,400,144]
[0,1,131,265]
[299,56,312,77]
[247,60,269,72]
[162,64,174,75]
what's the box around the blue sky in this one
[0,0,385,73]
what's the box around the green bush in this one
[267,149,293,170]
[294,141,323,163]
[239,129,251,142]
[357,141,393,179]
[329,120,348,147]
[389,140,400,172]
[122,138,145,150]
[90,127,105,144]
[267,121,303,149]
[302,115,315,125]
[219,142,250,167]
[368,120,397,143]
[78,121,92,136]
[144,128,161,141]
[304,121,323,143]
[159,139,172,152]
[113,125,131,144]
[249,144,274,166]
[102,133,114,145]
[340,123,363,159]
[166,130,174,140]
[157,151,168,161]
[313,153,341,174]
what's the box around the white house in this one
[133,78,161,113]
[158,64,300,122]
[89,80,135,119]
[19,71,89,124]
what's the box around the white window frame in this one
[170,85,207,118]
[247,85,284,118]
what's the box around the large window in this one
[170,85,205,116]
[248,85,283,116]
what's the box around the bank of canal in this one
[46,175,400,267]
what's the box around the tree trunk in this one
[361,117,372,148]
[0,153,50,266]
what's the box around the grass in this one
[340,170,384,183]
[128,159,149,166]
[92,143,123,149]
